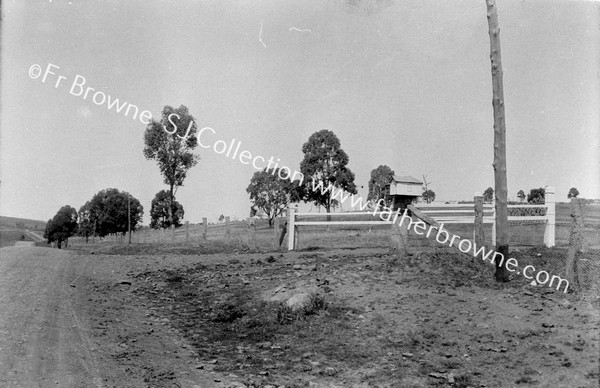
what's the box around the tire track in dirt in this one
[0,246,104,387]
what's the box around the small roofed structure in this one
[388,175,423,211]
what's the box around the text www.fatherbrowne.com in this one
[310,179,570,293]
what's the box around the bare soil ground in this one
[47,239,598,388]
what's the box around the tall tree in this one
[45,205,78,248]
[87,188,143,237]
[78,201,95,243]
[422,174,435,203]
[483,187,494,203]
[300,129,357,214]
[567,187,579,199]
[150,190,185,229]
[367,165,395,208]
[143,105,199,228]
[527,187,545,204]
[486,0,510,282]
[247,167,301,226]
[422,189,436,203]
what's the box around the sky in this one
[1,0,599,224]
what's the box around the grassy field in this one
[0,216,47,247]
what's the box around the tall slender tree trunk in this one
[486,0,510,282]
[169,184,174,227]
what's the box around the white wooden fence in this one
[286,187,556,250]
[416,186,555,247]
[287,209,392,250]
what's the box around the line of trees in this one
[44,188,144,247]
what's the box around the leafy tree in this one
[247,167,302,226]
[299,129,357,214]
[43,219,54,244]
[568,187,579,199]
[517,190,526,202]
[527,187,545,204]
[367,165,395,208]
[249,206,258,218]
[483,187,494,203]
[44,205,78,248]
[78,201,95,243]
[422,189,436,203]
[150,190,184,229]
[87,188,143,237]
[219,214,225,222]
[143,105,199,227]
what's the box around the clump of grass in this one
[212,302,246,322]
[275,293,327,324]
[164,269,183,283]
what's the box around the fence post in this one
[544,186,556,247]
[566,197,585,289]
[251,220,257,247]
[185,221,189,244]
[171,224,175,242]
[225,217,230,241]
[288,208,296,250]
[202,218,208,240]
[474,195,484,247]
[274,216,280,249]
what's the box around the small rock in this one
[257,341,272,349]
[402,353,414,358]
[428,372,446,379]
[323,367,337,376]
[286,293,311,311]
[447,373,455,384]
[523,367,540,375]
[293,264,302,270]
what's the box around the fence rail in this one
[416,187,555,247]
[286,187,556,250]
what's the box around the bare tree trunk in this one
[169,183,175,241]
[486,0,510,282]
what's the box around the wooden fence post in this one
[225,217,230,241]
[566,197,584,289]
[390,221,409,257]
[287,208,296,251]
[202,218,207,240]
[274,217,280,249]
[474,195,484,247]
[251,220,257,247]
[185,221,189,244]
[544,186,555,247]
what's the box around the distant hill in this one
[0,216,47,231]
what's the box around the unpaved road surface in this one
[0,246,104,387]
[0,246,229,388]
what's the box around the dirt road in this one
[0,246,104,387]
